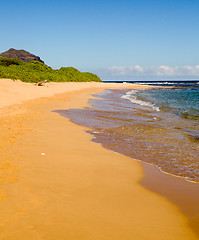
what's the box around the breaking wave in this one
[121,90,160,111]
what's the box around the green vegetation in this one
[0,57,101,82]
[0,57,22,66]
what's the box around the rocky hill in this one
[0,48,44,63]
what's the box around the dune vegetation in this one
[0,57,101,82]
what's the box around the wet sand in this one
[0,79,197,239]
[140,162,199,237]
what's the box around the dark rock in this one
[0,48,44,63]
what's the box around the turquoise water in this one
[130,87,199,120]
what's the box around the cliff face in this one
[0,48,44,63]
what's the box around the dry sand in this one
[0,79,151,109]
[0,79,197,239]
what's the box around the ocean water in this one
[56,81,199,183]
[123,86,199,120]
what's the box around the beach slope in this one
[0,79,197,239]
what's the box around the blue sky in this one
[1,0,199,80]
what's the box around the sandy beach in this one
[0,79,198,240]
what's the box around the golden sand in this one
[0,79,197,239]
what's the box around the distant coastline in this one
[102,79,199,86]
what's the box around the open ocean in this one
[57,80,199,183]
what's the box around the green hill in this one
[0,57,101,83]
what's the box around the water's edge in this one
[53,87,199,237]
[56,110,199,237]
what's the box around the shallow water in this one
[56,87,199,183]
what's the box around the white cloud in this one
[101,65,199,77]
[106,65,144,76]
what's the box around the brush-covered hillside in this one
[0,49,101,82]
[0,57,101,83]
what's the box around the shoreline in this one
[140,161,199,237]
[0,79,197,239]
[54,86,199,237]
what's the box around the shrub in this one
[0,58,101,82]
[0,57,23,67]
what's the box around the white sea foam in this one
[121,90,160,111]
